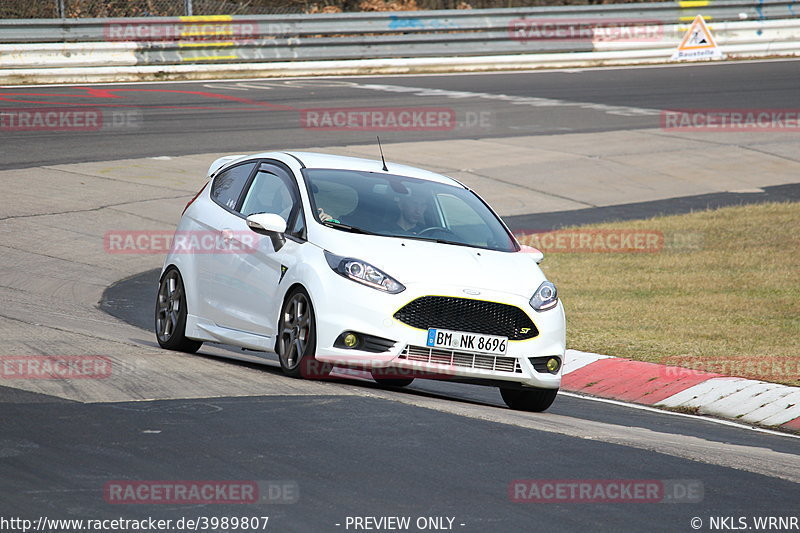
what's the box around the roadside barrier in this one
[1,1,798,83]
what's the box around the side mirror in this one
[520,244,544,264]
[246,213,287,251]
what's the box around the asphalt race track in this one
[2,60,800,533]
[2,60,800,170]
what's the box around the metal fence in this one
[2,0,671,18]
[3,0,303,18]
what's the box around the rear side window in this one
[210,162,256,211]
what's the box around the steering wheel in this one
[417,227,459,239]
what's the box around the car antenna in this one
[377,136,389,172]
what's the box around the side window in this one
[438,193,483,227]
[240,163,305,239]
[240,171,294,219]
[210,162,256,211]
[437,193,491,246]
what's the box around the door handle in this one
[221,228,234,247]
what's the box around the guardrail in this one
[1,1,798,83]
[1,1,799,43]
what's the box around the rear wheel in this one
[500,387,558,412]
[277,288,331,379]
[155,268,202,353]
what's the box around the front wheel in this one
[155,267,202,353]
[500,387,558,412]
[277,288,331,379]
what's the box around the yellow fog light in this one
[343,333,358,348]
[546,357,561,373]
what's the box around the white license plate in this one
[426,328,508,355]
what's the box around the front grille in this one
[400,345,522,373]
[393,296,538,340]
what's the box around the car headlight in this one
[325,251,405,294]
[530,281,558,312]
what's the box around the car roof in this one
[243,151,464,188]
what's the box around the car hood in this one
[315,231,547,298]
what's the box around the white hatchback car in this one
[156,151,566,411]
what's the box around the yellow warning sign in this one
[671,14,723,61]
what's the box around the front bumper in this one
[311,274,566,389]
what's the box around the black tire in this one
[155,267,202,353]
[277,288,331,379]
[500,387,558,412]
[371,373,415,388]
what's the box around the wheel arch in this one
[159,262,179,281]
[159,256,200,320]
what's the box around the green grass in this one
[536,202,800,386]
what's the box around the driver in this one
[390,188,428,234]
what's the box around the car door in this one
[207,160,306,337]
[195,160,258,326]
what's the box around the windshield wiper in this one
[321,220,375,235]
[428,238,475,248]
[399,234,472,248]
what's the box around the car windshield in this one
[304,168,518,252]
